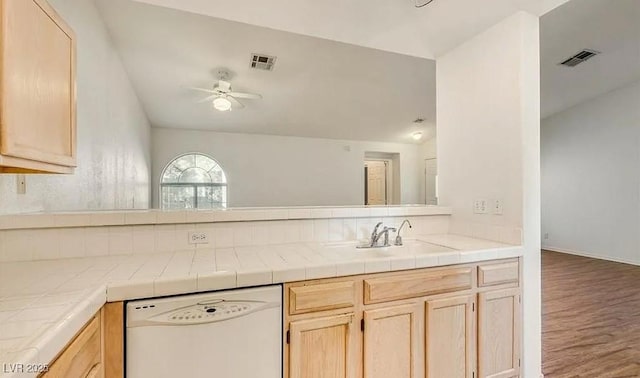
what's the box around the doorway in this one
[364,160,388,205]
[424,158,438,205]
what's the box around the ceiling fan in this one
[190,70,262,112]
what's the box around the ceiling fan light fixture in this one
[213,97,232,111]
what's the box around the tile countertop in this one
[0,234,521,377]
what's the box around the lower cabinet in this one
[363,304,421,378]
[425,295,475,378]
[478,288,521,378]
[285,259,522,378]
[42,313,103,378]
[42,302,125,378]
[288,314,359,378]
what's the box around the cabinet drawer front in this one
[43,314,102,378]
[364,267,473,304]
[478,262,519,287]
[289,281,356,315]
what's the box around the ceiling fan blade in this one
[197,94,218,103]
[228,96,245,109]
[228,92,262,100]
[189,87,218,94]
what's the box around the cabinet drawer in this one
[478,261,519,287]
[43,314,102,378]
[364,267,473,304]
[289,281,356,315]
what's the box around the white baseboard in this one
[542,245,639,266]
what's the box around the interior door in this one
[366,161,387,205]
[424,159,437,205]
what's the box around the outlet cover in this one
[16,175,26,195]
[188,232,209,244]
[473,199,488,214]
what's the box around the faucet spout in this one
[394,219,413,246]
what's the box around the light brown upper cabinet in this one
[0,0,76,173]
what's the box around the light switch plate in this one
[493,199,503,215]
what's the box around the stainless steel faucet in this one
[394,219,413,246]
[369,223,397,247]
[370,222,384,246]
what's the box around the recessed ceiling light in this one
[412,132,423,141]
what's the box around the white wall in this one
[542,80,640,265]
[152,128,423,208]
[0,0,151,214]
[437,12,541,376]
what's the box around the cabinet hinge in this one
[518,358,521,367]
[286,330,290,344]
[360,318,365,332]
[472,302,475,312]
[472,372,475,378]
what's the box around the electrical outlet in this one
[493,199,503,215]
[544,233,549,240]
[16,174,26,195]
[473,199,488,214]
[188,232,209,245]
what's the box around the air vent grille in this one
[559,49,600,67]
[250,53,276,71]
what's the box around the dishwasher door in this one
[126,285,282,378]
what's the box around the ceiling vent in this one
[250,53,276,71]
[558,49,600,67]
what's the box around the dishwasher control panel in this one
[126,286,282,328]
[163,300,256,324]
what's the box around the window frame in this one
[159,152,229,210]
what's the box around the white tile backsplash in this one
[0,215,455,262]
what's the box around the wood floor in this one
[542,251,640,378]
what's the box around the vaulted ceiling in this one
[96,0,436,143]
[131,0,570,59]
[541,0,640,118]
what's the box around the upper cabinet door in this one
[425,295,475,378]
[288,314,358,378]
[0,0,76,173]
[363,304,422,378]
[478,288,521,378]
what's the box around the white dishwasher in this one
[126,285,282,378]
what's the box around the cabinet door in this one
[289,314,358,378]
[1,0,76,172]
[43,313,102,378]
[363,304,421,378]
[478,288,521,378]
[425,295,475,378]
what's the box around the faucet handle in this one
[383,227,397,246]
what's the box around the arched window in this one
[160,153,227,209]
